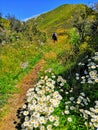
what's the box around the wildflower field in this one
[17,52,98,130]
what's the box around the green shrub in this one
[69,28,80,48]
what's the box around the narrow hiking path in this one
[0,59,45,130]
[0,38,66,130]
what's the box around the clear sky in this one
[0,0,95,21]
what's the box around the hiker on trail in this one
[52,32,58,43]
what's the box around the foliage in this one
[72,5,98,49]
[69,28,80,48]
[6,14,21,32]
[78,42,94,60]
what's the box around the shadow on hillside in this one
[14,107,24,130]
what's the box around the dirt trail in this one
[0,59,45,130]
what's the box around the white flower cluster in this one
[80,100,98,129]
[92,52,98,61]
[64,91,90,115]
[63,89,98,129]
[57,76,66,87]
[76,52,98,84]
[21,70,63,130]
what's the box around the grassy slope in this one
[0,4,88,107]
[0,41,43,107]
[28,4,85,34]
[0,4,97,120]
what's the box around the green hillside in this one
[27,4,90,33]
[0,4,98,130]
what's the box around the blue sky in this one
[0,0,95,21]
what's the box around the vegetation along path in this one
[0,59,45,130]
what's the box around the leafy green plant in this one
[69,28,80,48]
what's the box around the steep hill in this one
[0,4,96,44]
[27,4,88,34]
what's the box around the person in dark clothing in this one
[52,32,58,43]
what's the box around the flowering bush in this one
[20,68,65,130]
[76,52,98,84]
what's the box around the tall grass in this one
[0,41,43,108]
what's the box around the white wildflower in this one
[67,117,72,122]
[70,97,74,101]
[65,110,70,114]
[39,116,46,124]
[23,111,29,116]
[70,106,75,110]
[95,78,98,83]
[54,121,59,126]
[49,115,55,122]
[47,125,52,130]
[40,125,45,130]
[33,121,39,128]
[84,121,88,126]
[23,104,27,109]
[91,65,96,69]
[76,76,79,80]
[93,123,98,128]
[23,121,29,127]
[80,92,85,97]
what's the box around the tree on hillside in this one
[73,5,93,42]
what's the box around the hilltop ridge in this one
[27,4,87,33]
